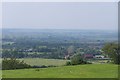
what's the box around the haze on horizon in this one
[2,2,118,31]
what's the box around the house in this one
[64,54,70,59]
[94,55,105,59]
[83,54,93,59]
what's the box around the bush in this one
[2,58,31,70]
[32,65,48,68]
[35,69,40,71]
[32,65,57,69]
[66,61,71,65]
[66,53,88,66]
[47,65,57,67]
[32,65,41,68]
[40,65,47,68]
[71,53,87,65]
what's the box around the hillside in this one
[2,64,118,78]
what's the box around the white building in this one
[94,55,105,59]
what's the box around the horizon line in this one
[2,0,119,2]
[1,28,118,31]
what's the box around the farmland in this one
[19,58,69,66]
[2,64,118,78]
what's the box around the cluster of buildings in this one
[83,53,110,60]
[64,53,110,60]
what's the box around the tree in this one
[102,43,120,64]
[70,53,87,65]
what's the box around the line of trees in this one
[2,58,58,70]
[2,58,31,70]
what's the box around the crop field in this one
[2,64,118,78]
[18,58,69,66]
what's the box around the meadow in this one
[18,58,69,66]
[2,64,118,78]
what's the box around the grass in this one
[2,64,118,78]
[18,58,69,66]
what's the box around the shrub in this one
[32,65,41,68]
[71,53,87,65]
[40,65,47,68]
[35,69,40,71]
[66,61,71,66]
[48,65,57,67]
[66,53,88,66]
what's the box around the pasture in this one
[18,58,69,66]
[2,64,118,78]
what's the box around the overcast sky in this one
[2,2,118,30]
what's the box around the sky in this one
[2,2,118,30]
[2,0,119,2]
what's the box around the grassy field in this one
[18,58,69,66]
[18,58,111,66]
[2,64,118,78]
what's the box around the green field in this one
[19,58,69,66]
[2,64,118,78]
